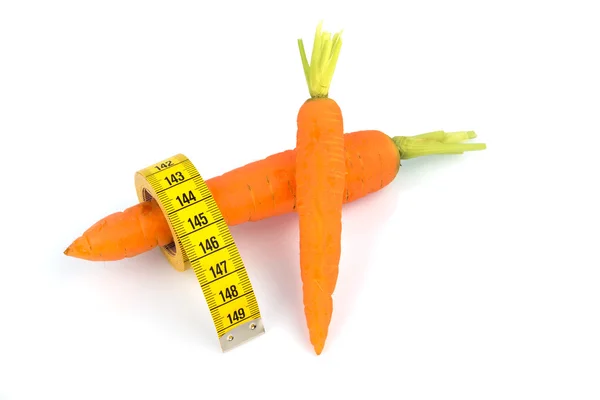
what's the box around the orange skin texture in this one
[295,98,345,354]
[65,129,400,262]
[65,199,173,261]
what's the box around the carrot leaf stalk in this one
[298,21,343,98]
[393,130,487,159]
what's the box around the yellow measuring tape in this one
[134,154,265,352]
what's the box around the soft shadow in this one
[396,153,482,191]
[59,244,221,352]
[325,183,401,349]
[228,212,308,348]
[117,248,223,351]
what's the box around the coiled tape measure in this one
[134,154,265,352]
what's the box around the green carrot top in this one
[298,21,343,99]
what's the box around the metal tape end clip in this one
[219,318,265,352]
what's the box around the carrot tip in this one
[63,236,93,260]
[313,342,325,355]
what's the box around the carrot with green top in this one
[293,22,345,355]
[64,129,485,261]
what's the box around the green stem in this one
[298,21,343,98]
[393,131,487,159]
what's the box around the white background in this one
[1,1,599,399]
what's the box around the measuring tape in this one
[134,154,265,352]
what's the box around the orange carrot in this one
[64,129,485,261]
[293,23,345,355]
[64,198,173,261]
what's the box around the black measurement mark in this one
[156,172,201,194]
[200,265,236,288]
[189,242,235,264]
[218,312,261,335]
[199,236,219,254]
[226,308,246,325]
[210,291,252,312]
[218,285,239,302]
[180,218,224,239]
[175,190,197,207]
[209,260,228,278]
[164,171,184,185]
[147,159,188,176]
[167,195,211,215]
[187,212,209,229]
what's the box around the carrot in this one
[64,197,173,261]
[64,129,485,261]
[293,22,345,355]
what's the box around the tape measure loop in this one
[135,154,265,351]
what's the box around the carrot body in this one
[65,199,173,261]
[296,97,345,354]
[65,129,399,262]
[65,128,487,262]
[294,23,346,354]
